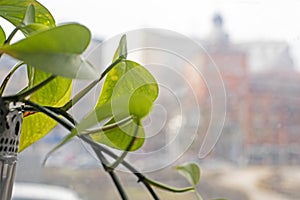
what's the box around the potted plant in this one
[0,1,226,200]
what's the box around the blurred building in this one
[193,14,300,165]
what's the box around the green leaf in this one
[112,34,127,61]
[29,69,72,106]
[96,35,130,106]
[97,60,158,107]
[20,113,57,151]
[1,23,98,79]
[76,100,115,134]
[72,93,149,151]
[90,60,158,150]
[92,118,145,151]
[0,0,55,28]
[112,61,158,115]
[19,69,72,151]
[175,162,201,186]
[19,23,49,35]
[0,25,5,45]
[44,38,158,154]
[23,4,35,25]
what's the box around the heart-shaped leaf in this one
[175,162,201,186]
[0,0,55,28]
[97,60,158,108]
[91,36,158,151]
[44,36,158,159]
[19,69,72,151]
[1,23,98,79]
[91,60,158,150]
[63,60,158,151]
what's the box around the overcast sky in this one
[39,0,300,43]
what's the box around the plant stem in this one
[18,70,160,200]
[108,170,129,200]
[89,139,129,200]
[0,61,25,96]
[21,103,160,200]
[61,57,123,111]
[81,116,133,135]
[22,100,73,130]
[144,178,195,193]
[45,106,76,125]
[80,135,160,200]
[22,104,133,200]
[36,105,130,200]
[4,27,19,45]
[3,75,56,101]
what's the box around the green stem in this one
[4,26,19,45]
[0,61,25,96]
[23,103,146,200]
[46,106,76,125]
[109,170,129,200]
[79,135,160,200]
[23,100,73,130]
[61,57,123,111]
[43,106,159,199]
[81,116,133,135]
[90,142,129,200]
[3,75,56,101]
[145,178,195,193]
[195,191,203,200]
[27,103,158,200]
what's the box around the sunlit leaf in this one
[23,4,35,25]
[20,113,56,151]
[28,69,72,106]
[112,34,127,62]
[129,92,153,119]
[0,0,55,28]
[92,118,145,151]
[19,69,72,151]
[19,23,49,35]
[97,60,158,107]
[0,25,5,44]
[96,35,129,106]
[175,162,201,186]
[110,61,158,112]
[74,95,146,151]
[91,60,158,150]
[76,100,116,133]
[44,38,159,154]
[1,23,98,79]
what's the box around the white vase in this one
[0,99,22,200]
